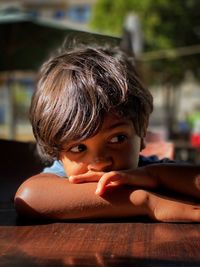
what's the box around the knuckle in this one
[131,189,149,206]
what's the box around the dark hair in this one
[30,45,153,161]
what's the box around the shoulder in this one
[43,160,67,177]
[138,155,175,167]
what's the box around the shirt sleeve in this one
[138,155,175,167]
[43,160,67,178]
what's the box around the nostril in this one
[89,166,112,172]
[102,166,113,172]
[88,158,113,172]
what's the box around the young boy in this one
[14,45,200,222]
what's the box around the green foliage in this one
[91,0,144,36]
[90,0,200,84]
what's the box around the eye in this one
[70,144,87,153]
[109,134,127,144]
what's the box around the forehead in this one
[100,114,135,132]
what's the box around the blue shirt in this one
[43,155,174,177]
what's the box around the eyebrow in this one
[104,121,131,131]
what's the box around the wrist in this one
[144,165,160,188]
[128,167,158,189]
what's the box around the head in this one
[30,44,153,175]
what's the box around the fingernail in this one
[69,176,74,182]
[95,188,100,195]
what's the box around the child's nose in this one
[87,157,113,172]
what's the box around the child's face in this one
[60,114,142,177]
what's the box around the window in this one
[67,5,91,23]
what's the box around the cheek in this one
[119,138,141,169]
[130,147,140,168]
[60,156,87,176]
[131,137,141,166]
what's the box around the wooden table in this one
[1,139,200,267]
[1,209,200,267]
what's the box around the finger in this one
[95,172,128,195]
[69,172,103,183]
[143,191,200,222]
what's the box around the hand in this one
[69,168,158,196]
[69,170,104,184]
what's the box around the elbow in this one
[14,177,45,219]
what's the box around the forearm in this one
[14,173,200,222]
[14,174,147,220]
[145,164,200,199]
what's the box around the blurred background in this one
[0,0,200,163]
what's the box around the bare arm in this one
[14,172,200,222]
[14,173,147,220]
[71,164,200,199]
[143,164,200,199]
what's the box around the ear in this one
[140,138,146,151]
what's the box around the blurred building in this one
[0,0,97,29]
[0,0,98,141]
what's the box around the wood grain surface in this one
[0,213,200,267]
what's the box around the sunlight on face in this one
[59,114,141,177]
